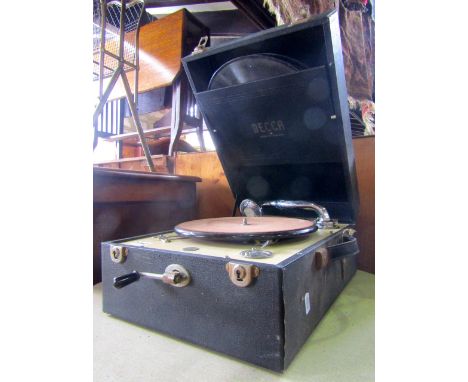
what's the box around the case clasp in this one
[225,262,259,287]
[110,245,127,263]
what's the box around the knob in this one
[113,271,140,289]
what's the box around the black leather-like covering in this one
[281,234,357,368]
[102,241,285,371]
[102,227,358,372]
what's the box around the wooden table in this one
[94,270,375,381]
[93,167,201,284]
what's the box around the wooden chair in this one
[97,9,209,169]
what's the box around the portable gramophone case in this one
[101,9,360,372]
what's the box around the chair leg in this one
[197,122,206,152]
[168,75,188,157]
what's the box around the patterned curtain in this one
[263,0,375,135]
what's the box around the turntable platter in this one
[174,216,317,242]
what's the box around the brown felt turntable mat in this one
[175,216,314,234]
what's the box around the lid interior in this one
[182,11,358,223]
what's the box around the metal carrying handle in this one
[113,264,191,289]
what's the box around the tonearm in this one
[239,199,336,229]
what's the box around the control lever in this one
[113,264,191,289]
[113,271,140,288]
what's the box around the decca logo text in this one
[251,120,286,135]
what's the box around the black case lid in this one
[182,10,359,223]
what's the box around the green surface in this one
[94,271,374,382]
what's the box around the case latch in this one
[192,36,209,55]
[225,262,259,287]
[314,247,330,270]
[110,245,127,263]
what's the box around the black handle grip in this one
[113,271,140,289]
[327,236,359,261]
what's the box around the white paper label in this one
[304,292,311,315]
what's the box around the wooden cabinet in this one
[353,136,375,273]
